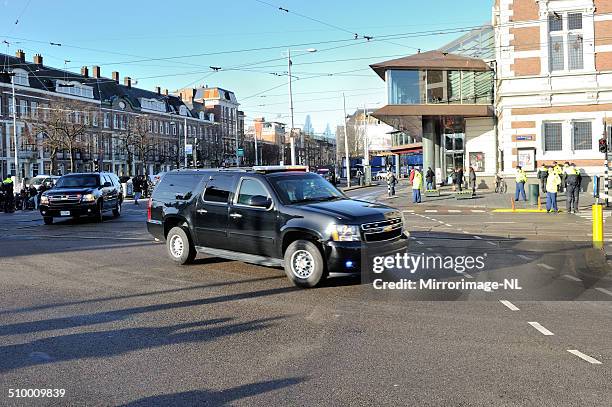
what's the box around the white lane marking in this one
[426,247,433,251]
[473,236,482,240]
[461,272,474,279]
[567,350,602,364]
[463,231,470,234]
[472,210,486,213]
[487,241,497,246]
[425,210,438,213]
[563,275,582,282]
[437,221,444,224]
[484,221,515,224]
[403,210,415,213]
[517,254,532,261]
[528,321,555,336]
[431,218,437,221]
[448,210,461,213]
[595,287,612,297]
[537,263,555,270]
[499,300,520,311]
[410,236,417,240]
[445,224,453,227]
[416,241,424,245]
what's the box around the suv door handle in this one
[229,213,242,219]
[196,209,208,214]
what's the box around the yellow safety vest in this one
[546,173,561,192]
[413,172,423,189]
[515,170,527,183]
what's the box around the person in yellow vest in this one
[564,163,581,213]
[537,164,548,193]
[552,161,563,192]
[412,168,423,203]
[546,169,562,213]
[514,166,527,201]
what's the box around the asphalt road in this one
[1,192,611,406]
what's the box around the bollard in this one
[592,204,604,249]
[511,196,516,212]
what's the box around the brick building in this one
[495,0,612,180]
[0,50,217,179]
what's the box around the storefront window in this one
[388,70,423,104]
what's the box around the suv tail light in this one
[147,198,152,221]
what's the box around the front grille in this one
[48,194,82,207]
[361,218,403,242]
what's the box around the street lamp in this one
[286,48,316,165]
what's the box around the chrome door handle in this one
[229,213,242,219]
[196,209,208,214]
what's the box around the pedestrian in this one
[28,184,37,210]
[552,161,563,192]
[2,176,14,213]
[412,168,423,204]
[425,167,435,190]
[409,167,415,184]
[387,172,397,197]
[545,168,561,213]
[469,167,476,196]
[514,166,527,201]
[456,167,464,192]
[537,164,548,194]
[560,162,570,193]
[564,163,581,213]
[132,176,142,205]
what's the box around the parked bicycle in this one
[495,175,508,194]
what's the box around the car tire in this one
[113,201,121,218]
[284,240,326,288]
[43,217,53,225]
[166,226,196,265]
[95,201,104,223]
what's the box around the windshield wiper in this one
[292,196,342,204]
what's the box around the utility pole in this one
[363,103,370,185]
[184,116,188,168]
[288,48,296,165]
[343,93,350,188]
[11,72,19,187]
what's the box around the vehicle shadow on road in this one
[0,316,286,373]
[120,377,307,406]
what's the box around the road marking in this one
[487,241,497,246]
[484,221,515,224]
[528,321,554,336]
[426,247,433,251]
[537,263,555,270]
[563,274,582,282]
[445,224,453,227]
[499,300,519,311]
[425,210,438,213]
[471,210,486,213]
[461,272,474,279]
[403,210,415,213]
[595,287,612,297]
[567,350,602,364]
[463,231,470,234]
[448,209,461,213]
[430,218,437,221]
[473,236,482,240]
[517,254,532,261]
[416,241,424,245]
[410,236,417,240]
[437,221,445,224]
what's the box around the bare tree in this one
[30,98,94,173]
[120,114,157,175]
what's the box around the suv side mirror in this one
[248,195,272,208]
[103,181,112,187]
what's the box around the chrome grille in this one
[48,194,82,207]
[361,218,403,242]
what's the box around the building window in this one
[30,101,38,119]
[165,122,169,135]
[92,112,98,127]
[103,112,110,128]
[113,114,118,129]
[572,121,592,150]
[548,12,583,72]
[140,98,165,112]
[543,122,563,151]
[148,120,153,132]
[172,124,177,135]
[120,115,126,130]
[12,69,29,86]
[55,80,94,98]
[19,100,28,117]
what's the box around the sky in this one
[0,0,492,135]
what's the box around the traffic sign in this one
[185,144,193,155]
[237,148,244,157]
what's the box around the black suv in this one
[40,172,123,224]
[147,166,409,288]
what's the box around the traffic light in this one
[599,137,608,153]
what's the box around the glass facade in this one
[387,69,493,105]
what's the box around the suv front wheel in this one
[166,226,196,265]
[284,240,326,288]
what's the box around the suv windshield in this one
[269,174,344,204]
[55,175,99,188]
[31,177,46,186]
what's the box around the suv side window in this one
[153,174,204,201]
[236,178,270,206]
[203,175,234,204]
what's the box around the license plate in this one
[60,211,70,216]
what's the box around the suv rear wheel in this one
[284,240,326,288]
[166,226,196,265]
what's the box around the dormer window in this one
[12,69,29,86]
[140,98,166,112]
[179,105,189,116]
[199,111,205,120]
[56,80,94,98]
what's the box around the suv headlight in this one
[328,224,361,242]
[81,194,96,202]
[40,195,49,205]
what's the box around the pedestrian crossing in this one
[574,210,612,223]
